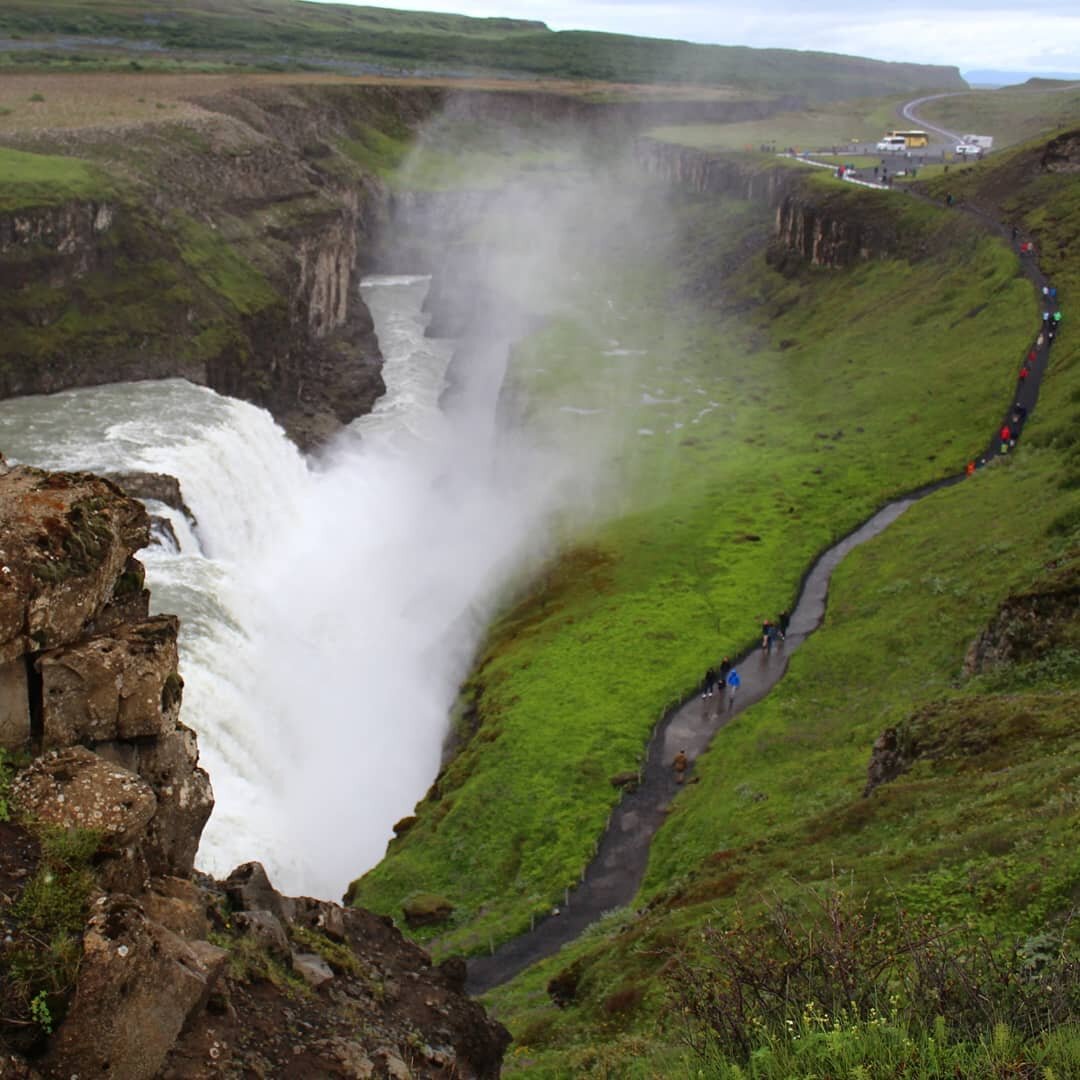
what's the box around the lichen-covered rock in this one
[41,896,224,1080]
[11,746,156,847]
[141,877,212,941]
[37,615,182,749]
[862,726,912,797]
[963,569,1080,676]
[290,893,347,942]
[0,466,149,663]
[102,471,196,524]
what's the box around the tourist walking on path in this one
[778,610,790,641]
[726,667,741,707]
[718,656,732,686]
[672,749,688,784]
[701,668,717,699]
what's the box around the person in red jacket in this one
[1019,365,1029,382]
[1000,424,1012,453]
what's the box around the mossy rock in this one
[391,815,417,837]
[401,892,454,929]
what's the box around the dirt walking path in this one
[466,175,1060,997]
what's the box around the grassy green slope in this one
[348,175,1041,956]
[0,142,285,391]
[0,0,965,97]
[475,145,1080,1080]
[490,459,1079,1078]
[474,142,1080,1078]
[0,145,111,210]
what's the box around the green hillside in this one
[0,0,966,98]
[347,133,1080,1074]
[919,84,1080,149]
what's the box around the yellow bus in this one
[887,130,930,149]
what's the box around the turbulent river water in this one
[0,274,552,900]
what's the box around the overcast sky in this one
[313,1,1080,74]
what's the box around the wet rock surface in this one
[101,471,195,524]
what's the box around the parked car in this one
[956,143,981,157]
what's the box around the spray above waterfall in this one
[0,108,676,899]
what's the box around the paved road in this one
[900,81,1080,149]
[901,92,965,143]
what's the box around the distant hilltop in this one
[963,69,1080,87]
[0,0,965,101]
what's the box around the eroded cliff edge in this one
[0,456,510,1078]
[0,84,791,450]
[634,137,964,269]
[0,85,448,449]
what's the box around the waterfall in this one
[0,274,568,899]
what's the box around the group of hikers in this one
[675,231,1061,787]
[700,655,740,706]
[695,611,791,706]
[967,272,1060,471]
[674,609,791,782]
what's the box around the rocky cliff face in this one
[771,190,908,268]
[634,137,798,203]
[0,85,443,449]
[635,137,923,269]
[0,85,793,450]
[0,457,509,1077]
[963,558,1080,676]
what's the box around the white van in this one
[876,136,907,152]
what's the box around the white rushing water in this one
[0,274,565,899]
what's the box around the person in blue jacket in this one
[726,667,741,708]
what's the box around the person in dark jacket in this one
[702,668,717,698]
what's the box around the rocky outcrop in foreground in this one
[0,457,509,1077]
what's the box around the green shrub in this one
[664,884,1080,1071]
[1,826,101,1053]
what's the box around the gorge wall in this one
[634,136,951,268]
[0,84,788,450]
[0,454,510,1078]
